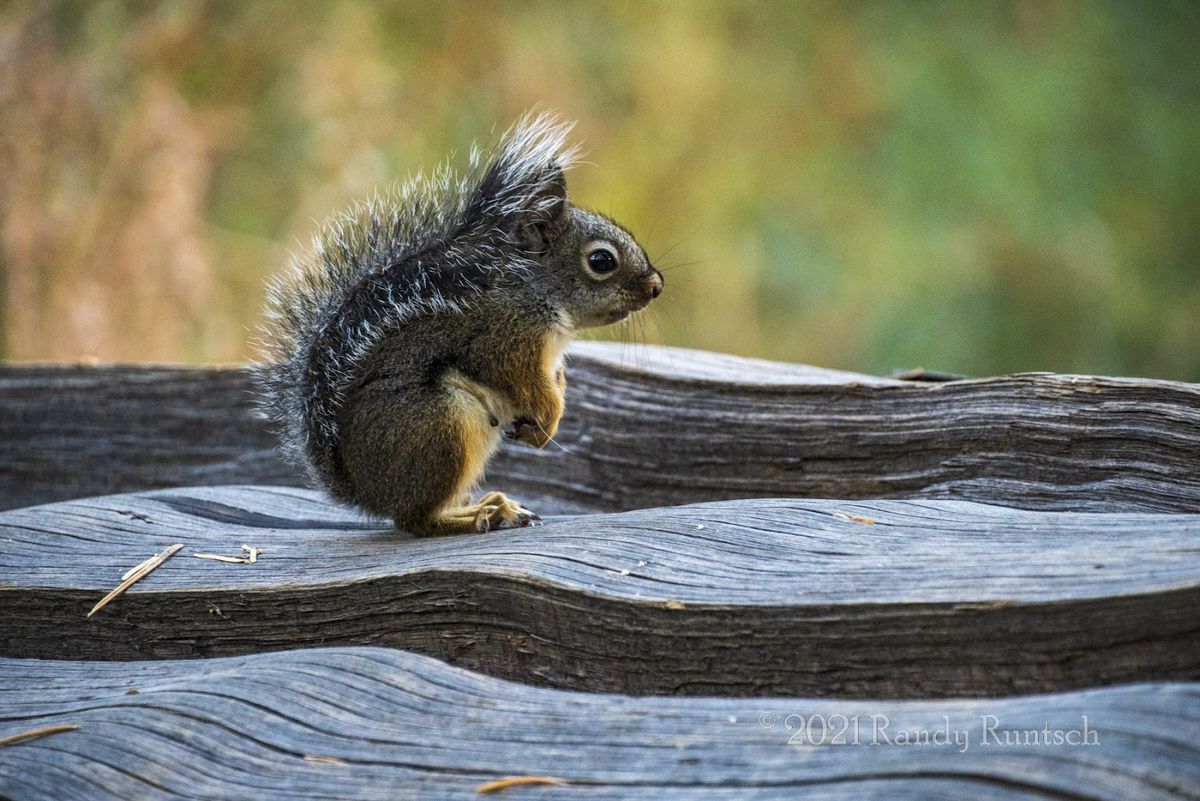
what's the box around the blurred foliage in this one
[1,0,1197,379]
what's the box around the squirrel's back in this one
[255,114,578,500]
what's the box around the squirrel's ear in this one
[517,164,568,254]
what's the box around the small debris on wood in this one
[696,524,705,530]
[194,553,249,564]
[88,544,183,617]
[120,554,157,581]
[833,512,876,524]
[241,544,263,563]
[0,724,80,748]
[304,755,346,765]
[477,776,568,793]
[664,599,686,610]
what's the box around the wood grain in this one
[4,485,1198,699]
[1,647,1196,800]
[0,363,297,511]
[3,343,1199,514]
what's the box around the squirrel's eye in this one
[586,248,619,274]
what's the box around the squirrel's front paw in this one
[473,491,541,532]
[505,417,552,449]
[504,418,535,441]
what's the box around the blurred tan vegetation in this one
[1,0,1198,379]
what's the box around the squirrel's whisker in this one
[535,419,574,455]
[657,259,711,273]
[652,236,689,264]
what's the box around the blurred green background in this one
[2,0,1198,379]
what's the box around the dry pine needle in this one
[477,776,568,793]
[88,544,184,617]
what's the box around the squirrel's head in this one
[509,165,663,330]
[475,113,662,329]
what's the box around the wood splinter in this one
[303,755,347,765]
[194,553,249,564]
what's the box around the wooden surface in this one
[4,345,1198,796]
[2,647,1197,800]
[0,363,297,511]
[3,342,1200,514]
[4,485,1198,699]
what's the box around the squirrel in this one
[255,114,663,535]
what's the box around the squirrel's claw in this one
[495,508,540,530]
[505,418,537,442]
[506,418,553,450]
[472,492,540,532]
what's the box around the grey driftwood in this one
[3,343,1198,798]
[1,647,1196,800]
[3,485,1198,699]
[2,342,1199,514]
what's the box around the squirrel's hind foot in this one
[408,491,539,535]
[472,491,541,532]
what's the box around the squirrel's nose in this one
[648,271,663,299]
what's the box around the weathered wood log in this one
[4,485,1198,699]
[3,343,1199,514]
[0,363,299,511]
[1,647,1196,800]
